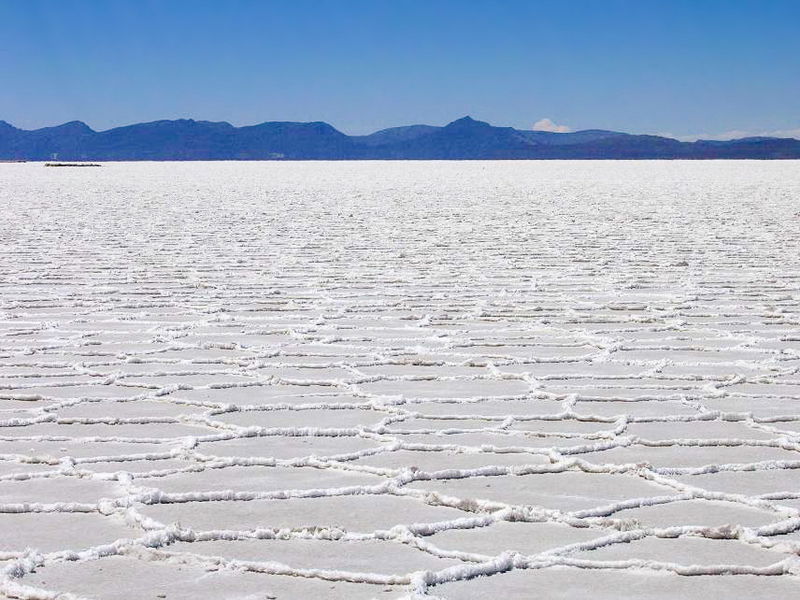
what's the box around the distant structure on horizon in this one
[1,116,799,161]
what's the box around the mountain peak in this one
[445,115,492,129]
[51,120,94,134]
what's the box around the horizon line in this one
[3,116,800,143]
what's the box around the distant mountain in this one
[352,124,440,147]
[1,116,799,160]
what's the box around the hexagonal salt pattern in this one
[0,161,799,598]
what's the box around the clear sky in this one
[2,0,798,138]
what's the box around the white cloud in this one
[532,118,571,133]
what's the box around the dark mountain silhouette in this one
[352,124,440,147]
[1,116,798,160]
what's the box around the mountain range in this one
[2,116,799,160]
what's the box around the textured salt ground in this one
[427,521,600,556]
[139,495,469,533]
[348,448,552,471]
[213,407,392,429]
[0,513,138,553]
[139,465,384,494]
[580,445,800,469]
[434,569,800,599]
[163,538,461,574]
[79,458,193,475]
[53,399,210,419]
[406,472,675,512]
[1,161,800,598]
[608,500,782,528]
[0,439,176,460]
[404,398,565,417]
[0,422,215,439]
[572,535,785,567]
[17,557,407,600]
[0,476,126,504]
[172,385,349,406]
[194,434,384,460]
[573,400,701,418]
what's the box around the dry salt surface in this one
[0,160,799,599]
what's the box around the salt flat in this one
[0,160,799,599]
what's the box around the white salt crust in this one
[0,160,799,598]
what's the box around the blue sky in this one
[2,0,798,138]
